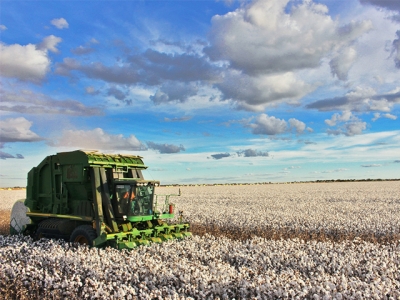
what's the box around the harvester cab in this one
[10,150,191,250]
[115,182,154,217]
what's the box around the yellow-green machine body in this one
[10,150,191,249]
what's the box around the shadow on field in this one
[190,223,400,244]
[1,211,398,244]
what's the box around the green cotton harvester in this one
[10,150,191,249]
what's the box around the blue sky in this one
[0,0,399,187]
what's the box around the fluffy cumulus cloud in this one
[325,111,367,136]
[250,114,288,135]
[289,118,306,134]
[146,142,185,154]
[325,111,353,126]
[204,0,372,110]
[0,117,43,143]
[48,128,145,151]
[207,0,371,76]
[51,18,69,29]
[0,36,61,83]
[0,43,49,83]
[217,71,312,111]
[0,88,103,116]
[343,121,367,136]
[248,114,308,135]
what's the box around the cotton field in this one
[168,181,400,243]
[0,181,399,299]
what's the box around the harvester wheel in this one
[70,225,97,246]
[34,228,45,240]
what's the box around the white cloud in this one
[372,112,397,121]
[372,112,381,121]
[207,0,372,77]
[36,35,62,53]
[0,25,7,31]
[344,121,367,136]
[48,128,145,150]
[325,111,353,126]
[248,114,309,136]
[0,117,43,143]
[0,35,61,83]
[325,111,367,136]
[250,114,288,135]
[289,118,306,134]
[346,86,376,100]
[204,0,374,111]
[218,71,313,111]
[383,113,397,120]
[246,114,306,135]
[51,18,69,29]
[0,43,50,83]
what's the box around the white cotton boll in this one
[334,292,343,300]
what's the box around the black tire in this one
[70,225,97,246]
[34,227,45,240]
